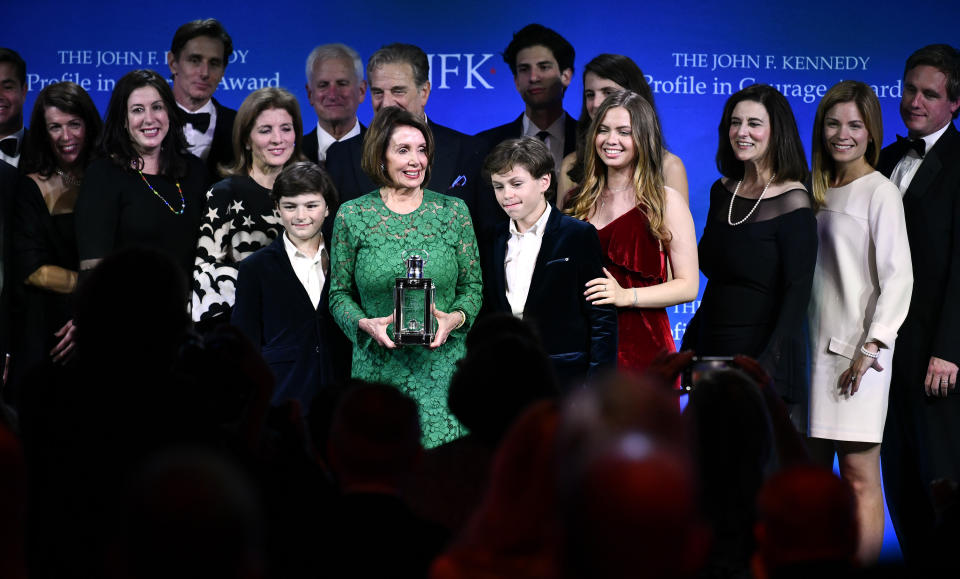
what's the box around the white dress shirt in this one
[283,232,327,309]
[890,123,950,194]
[178,100,217,161]
[505,204,551,317]
[0,127,25,167]
[522,114,565,172]
[316,119,361,162]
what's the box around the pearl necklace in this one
[138,170,185,215]
[727,173,776,226]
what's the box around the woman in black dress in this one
[11,82,100,386]
[75,69,206,282]
[191,87,308,324]
[682,84,816,405]
[680,82,816,579]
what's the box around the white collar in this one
[522,113,565,140]
[316,118,361,148]
[918,122,951,154]
[282,231,325,262]
[509,203,551,238]
[177,99,216,115]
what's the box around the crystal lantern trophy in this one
[393,252,436,346]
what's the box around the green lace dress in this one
[329,189,483,447]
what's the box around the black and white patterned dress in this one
[192,174,282,321]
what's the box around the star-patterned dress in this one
[192,175,283,321]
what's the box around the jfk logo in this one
[426,53,496,89]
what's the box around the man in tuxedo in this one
[302,44,367,164]
[475,24,577,171]
[0,48,27,168]
[167,19,236,179]
[325,43,482,225]
[879,44,960,569]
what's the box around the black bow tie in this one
[184,112,211,133]
[897,135,925,158]
[0,137,19,157]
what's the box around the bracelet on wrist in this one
[632,287,639,308]
[453,310,466,330]
[860,345,880,359]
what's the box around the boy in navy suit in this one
[480,137,616,389]
[232,162,345,412]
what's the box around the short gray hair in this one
[305,43,364,82]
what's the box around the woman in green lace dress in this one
[329,107,482,447]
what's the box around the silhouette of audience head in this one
[75,247,189,368]
[432,400,562,578]
[0,423,27,579]
[562,435,709,579]
[449,313,558,445]
[753,465,858,577]
[685,367,772,490]
[327,382,422,489]
[110,448,263,579]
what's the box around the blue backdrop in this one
[9,0,953,347]
[9,0,957,561]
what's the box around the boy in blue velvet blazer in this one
[232,162,347,412]
[480,137,616,389]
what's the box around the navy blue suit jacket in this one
[474,111,578,159]
[472,112,579,243]
[324,119,484,224]
[302,122,367,165]
[481,207,617,383]
[232,235,348,410]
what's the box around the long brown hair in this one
[811,81,882,207]
[567,90,670,241]
[220,87,306,178]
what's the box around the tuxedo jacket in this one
[481,208,617,382]
[879,123,960,378]
[0,160,17,359]
[474,111,579,158]
[206,98,237,180]
[324,119,482,221]
[232,235,348,410]
[301,122,366,165]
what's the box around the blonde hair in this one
[811,81,882,207]
[567,90,670,241]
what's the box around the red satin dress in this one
[596,207,676,373]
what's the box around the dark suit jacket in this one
[206,98,236,180]
[325,119,483,221]
[301,121,366,165]
[481,207,617,383]
[472,112,579,242]
[0,160,17,362]
[232,235,348,410]
[879,123,960,377]
[474,111,578,158]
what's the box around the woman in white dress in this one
[806,80,913,564]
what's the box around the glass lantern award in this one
[393,252,436,346]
